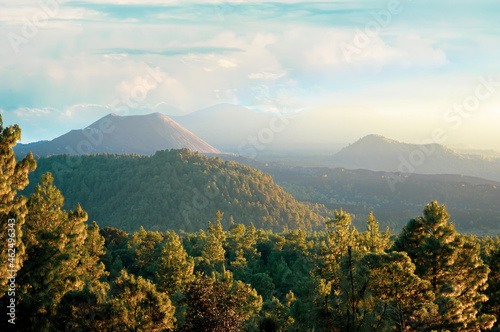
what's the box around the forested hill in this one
[24,149,330,232]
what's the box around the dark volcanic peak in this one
[15,113,220,157]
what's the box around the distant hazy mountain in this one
[173,103,378,153]
[455,147,500,159]
[14,113,220,157]
[326,134,500,182]
[172,104,275,152]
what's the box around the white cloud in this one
[248,71,286,80]
[217,59,238,68]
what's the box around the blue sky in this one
[1,0,500,150]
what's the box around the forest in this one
[2,116,500,331]
[23,150,331,233]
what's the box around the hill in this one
[24,149,330,232]
[325,134,500,182]
[213,154,500,234]
[14,113,220,157]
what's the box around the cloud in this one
[1,0,499,150]
[97,47,243,57]
[217,59,238,68]
[248,71,286,80]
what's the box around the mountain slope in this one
[24,149,330,232]
[326,134,500,182]
[14,113,220,157]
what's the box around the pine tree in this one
[358,212,392,254]
[317,209,359,291]
[128,226,164,280]
[156,231,195,295]
[393,201,496,331]
[105,270,176,331]
[358,251,437,331]
[77,221,109,291]
[184,269,262,331]
[52,285,108,331]
[201,211,226,268]
[0,115,36,296]
[481,237,500,331]
[16,173,105,331]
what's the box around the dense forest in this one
[2,116,500,331]
[220,156,500,234]
[22,150,331,233]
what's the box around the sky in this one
[1,0,500,150]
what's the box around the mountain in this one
[23,149,331,233]
[14,113,220,157]
[172,104,275,152]
[172,103,381,153]
[325,134,500,182]
[456,147,500,159]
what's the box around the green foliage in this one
[201,211,227,268]
[16,173,107,331]
[0,114,36,296]
[482,237,500,330]
[4,121,500,331]
[393,201,496,331]
[128,226,164,281]
[53,285,108,331]
[358,212,392,254]
[183,271,262,331]
[25,149,330,232]
[249,273,275,301]
[105,270,176,331]
[156,231,195,295]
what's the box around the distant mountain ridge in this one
[14,113,220,157]
[326,134,500,182]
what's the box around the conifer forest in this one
[2,117,500,331]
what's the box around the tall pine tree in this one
[393,201,496,331]
[17,173,107,331]
[0,115,36,296]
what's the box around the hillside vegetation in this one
[25,149,330,232]
[2,116,500,331]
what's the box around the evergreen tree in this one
[358,251,438,331]
[52,285,108,331]
[393,201,496,331]
[201,211,227,269]
[104,270,176,331]
[482,238,500,331]
[358,212,392,254]
[320,209,359,278]
[128,226,164,280]
[183,269,262,331]
[254,296,295,332]
[77,221,109,291]
[17,173,93,330]
[0,115,36,296]
[156,231,195,295]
